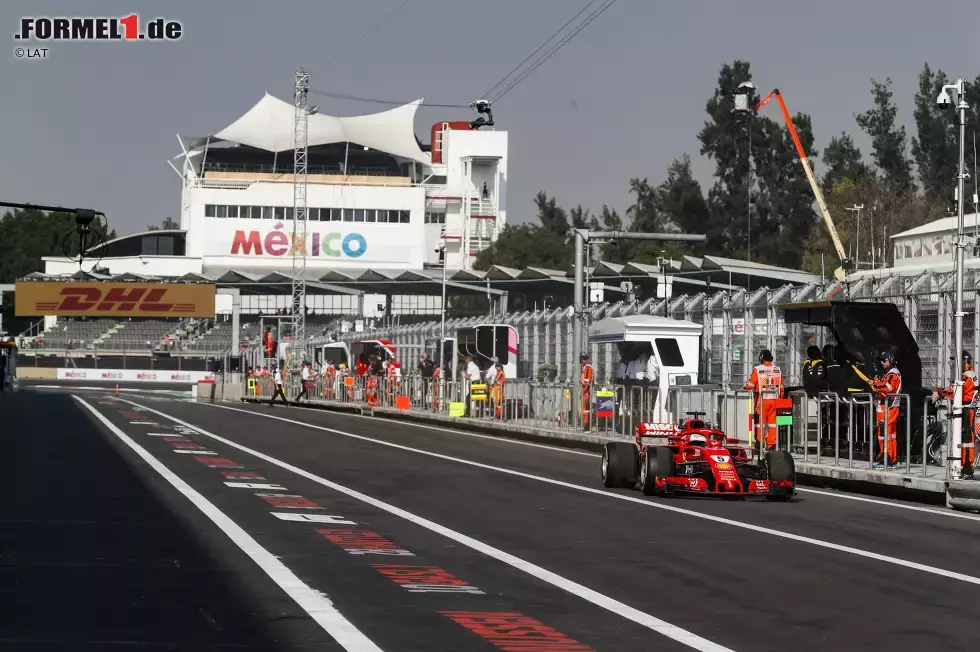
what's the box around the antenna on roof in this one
[469,100,494,129]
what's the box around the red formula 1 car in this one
[600,415,795,500]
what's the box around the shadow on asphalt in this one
[0,391,318,651]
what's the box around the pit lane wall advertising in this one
[56,369,216,384]
[15,282,216,318]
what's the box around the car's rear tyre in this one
[602,442,639,488]
[765,450,795,502]
[640,446,675,496]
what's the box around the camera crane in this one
[736,88,851,281]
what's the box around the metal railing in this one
[245,375,959,481]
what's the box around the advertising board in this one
[55,368,216,383]
[15,282,216,318]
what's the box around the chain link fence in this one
[303,272,978,392]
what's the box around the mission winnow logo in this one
[230,223,367,258]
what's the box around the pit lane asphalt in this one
[19,389,980,651]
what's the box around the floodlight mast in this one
[289,68,310,372]
[737,88,851,282]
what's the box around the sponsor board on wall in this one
[56,369,216,383]
[15,282,216,317]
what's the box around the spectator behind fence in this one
[464,355,482,417]
[417,352,435,406]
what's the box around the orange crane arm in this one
[754,89,849,280]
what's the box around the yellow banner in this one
[15,282,216,318]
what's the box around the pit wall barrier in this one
[240,375,967,506]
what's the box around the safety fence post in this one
[921,396,928,477]
[817,391,839,466]
[899,393,911,475]
[788,390,808,461]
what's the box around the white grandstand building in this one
[42,94,508,315]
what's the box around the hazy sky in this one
[2,0,978,236]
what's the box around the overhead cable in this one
[492,0,619,102]
[481,0,603,100]
[308,89,469,109]
[324,0,413,66]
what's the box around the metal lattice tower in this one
[289,68,310,368]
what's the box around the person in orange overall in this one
[263,328,275,358]
[432,364,441,411]
[324,361,337,399]
[937,351,977,477]
[387,359,401,405]
[490,362,506,420]
[743,349,783,450]
[339,363,353,402]
[579,352,594,431]
[871,351,902,468]
[354,356,369,378]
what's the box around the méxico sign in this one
[15,282,216,317]
[230,222,366,258]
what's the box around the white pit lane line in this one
[73,396,385,652]
[176,400,980,587]
[262,401,980,523]
[119,399,735,652]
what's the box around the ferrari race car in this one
[600,415,796,500]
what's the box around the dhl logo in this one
[15,282,216,317]
[34,287,196,313]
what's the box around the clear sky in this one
[1,0,978,235]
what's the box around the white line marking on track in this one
[121,399,735,652]
[187,401,980,587]
[270,402,980,523]
[794,487,980,521]
[174,449,217,455]
[74,395,385,652]
[282,402,598,457]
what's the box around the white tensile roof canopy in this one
[212,93,430,164]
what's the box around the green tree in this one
[698,61,756,258]
[147,216,181,231]
[473,223,568,271]
[911,63,958,202]
[568,205,591,230]
[751,110,820,269]
[0,208,115,283]
[912,65,980,206]
[533,192,570,238]
[822,133,871,193]
[657,155,710,255]
[856,78,915,192]
[801,176,933,275]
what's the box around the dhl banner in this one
[15,282,216,318]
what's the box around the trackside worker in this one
[269,364,288,406]
[432,363,441,411]
[744,349,783,450]
[580,352,594,431]
[937,351,977,477]
[297,362,311,402]
[871,351,901,468]
[263,327,275,358]
[801,345,823,396]
[490,362,506,420]
[464,355,482,417]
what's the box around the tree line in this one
[476,60,980,274]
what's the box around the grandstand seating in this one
[39,319,118,350]
[99,319,184,351]
[36,314,338,354]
